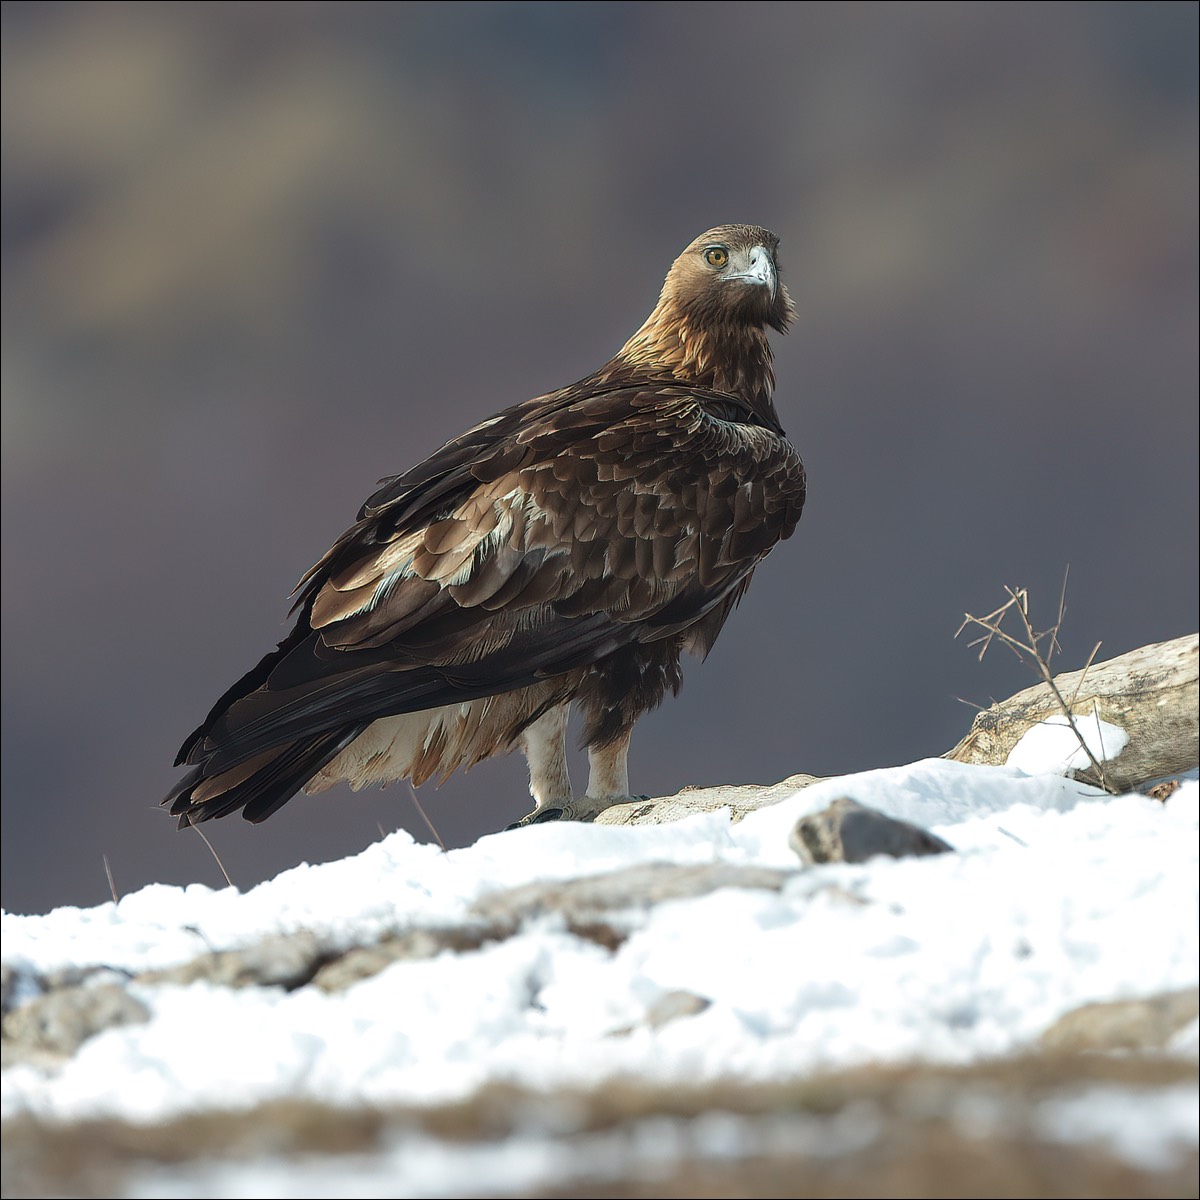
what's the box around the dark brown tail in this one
[164,722,368,827]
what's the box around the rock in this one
[138,932,326,991]
[1040,988,1200,1052]
[0,963,18,1017]
[471,861,797,937]
[644,989,711,1029]
[312,928,494,993]
[313,865,797,990]
[608,988,712,1037]
[790,797,954,865]
[1,982,149,1068]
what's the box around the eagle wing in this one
[167,382,805,822]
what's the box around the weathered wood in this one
[945,632,1198,791]
[598,633,1198,826]
[595,772,824,826]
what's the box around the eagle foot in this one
[506,793,652,831]
[505,806,567,831]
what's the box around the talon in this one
[505,806,565,830]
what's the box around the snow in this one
[3,756,1198,1183]
[1006,711,1130,774]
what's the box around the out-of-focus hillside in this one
[2,1,1197,913]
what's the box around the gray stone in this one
[2,982,149,1067]
[644,989,711,1029]
[1040,987,1200,1051]
[0,963,17,1016]
[138,932,326,991]
[472,861,797,932]
[312,928,493,993]
[790,797,954,865]
[311,865,795,991]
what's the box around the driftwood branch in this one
[945,631,1198,792]
[598,633,1198,827]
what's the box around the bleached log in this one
[595,773,824,827]
[945,632,1198,791]
[599,633,1198,826]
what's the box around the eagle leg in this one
[519,702,572,812]
[582,730,631,810]
[506,727,634,829]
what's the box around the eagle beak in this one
[728,245,777,298]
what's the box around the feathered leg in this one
[583,730,631,812]
[509,723,634,828]
[511,702,573,824]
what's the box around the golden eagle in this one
[165,224,806,829]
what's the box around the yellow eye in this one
[704,246,729,268]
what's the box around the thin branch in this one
[957,581,1115,792]
[1051,565,1071,667]
[1068,641,1103,707]
[1092,698,1109,768]
[1009,591,1110,789]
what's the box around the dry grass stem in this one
[103,854,119,904]
[188,820,235,888]
[408,784,447,851]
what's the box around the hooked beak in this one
[726,244,777,298]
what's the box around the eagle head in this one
[615,224,795,396]
[666,224,795,336]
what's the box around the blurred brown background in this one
[2,1,1196,915]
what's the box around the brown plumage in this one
[164,224,806,828]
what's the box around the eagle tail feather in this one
[166,722,368,827]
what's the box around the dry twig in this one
[957,579,1114,792]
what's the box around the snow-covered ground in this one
[2,742,1197,1194]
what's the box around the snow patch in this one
[2,764,1196,1146]
[1006,713,1130,775]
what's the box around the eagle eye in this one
[703,246,729,268]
